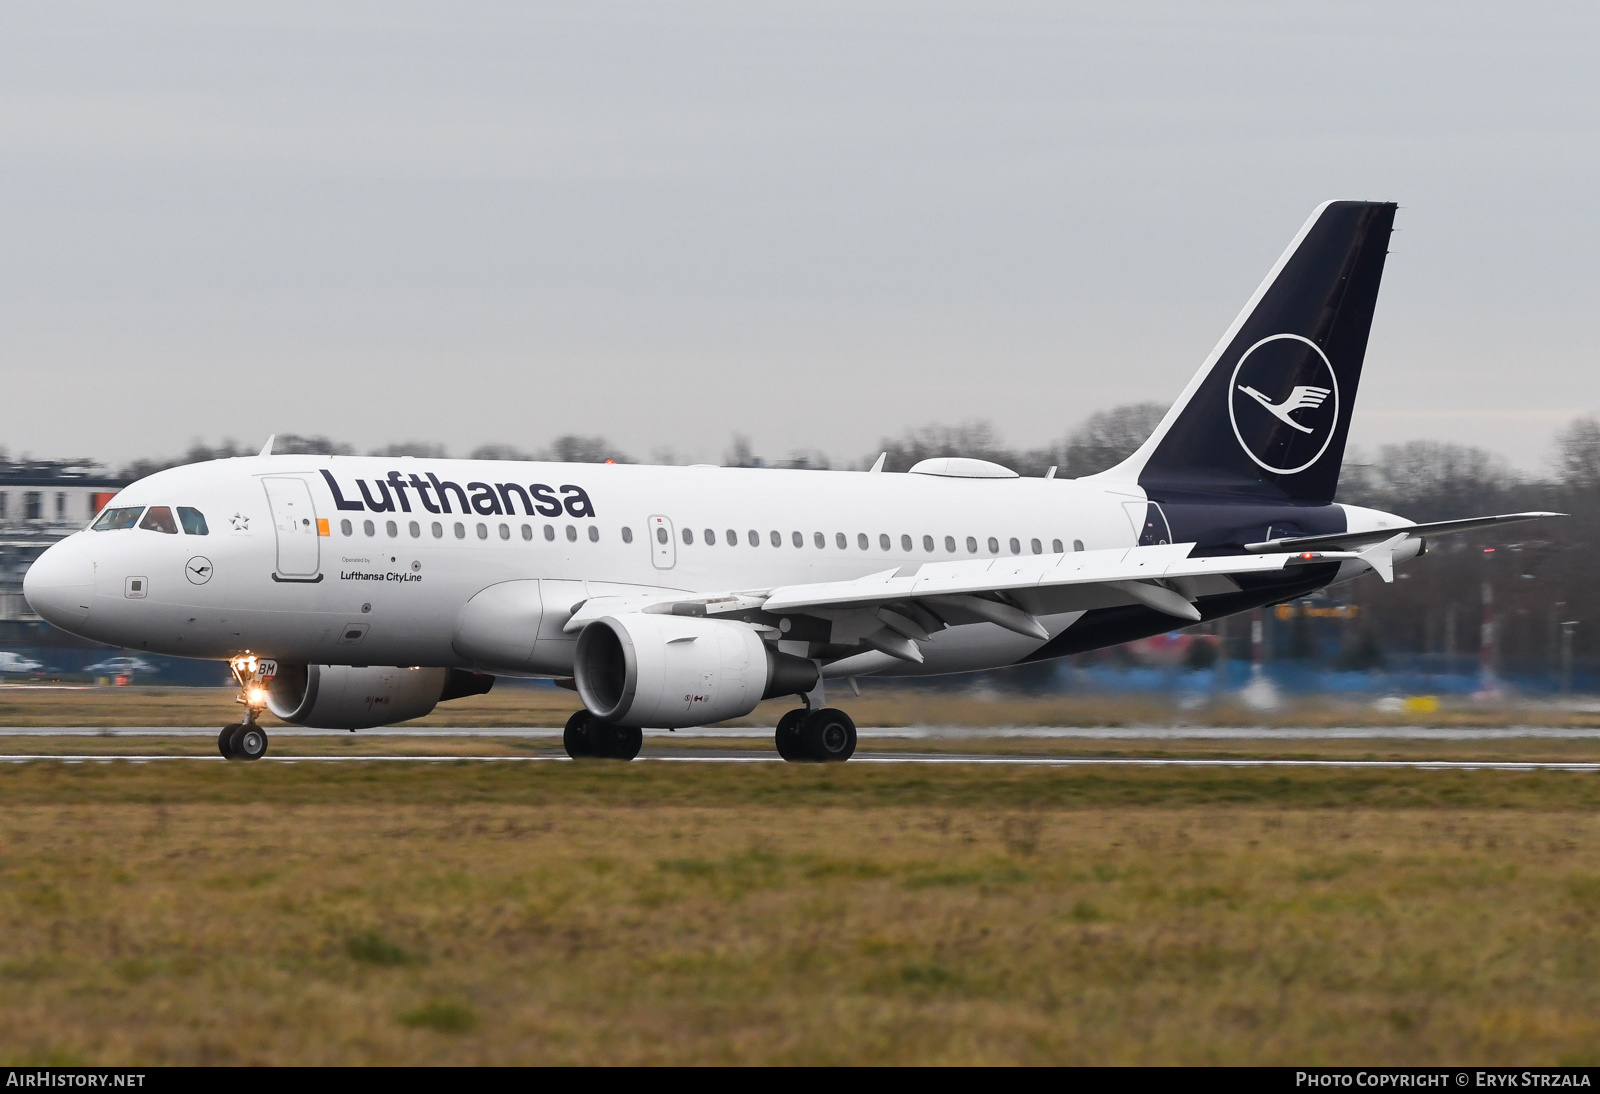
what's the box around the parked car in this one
[84,656,159,676]
[0,651,44,674]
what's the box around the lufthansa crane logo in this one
[1227,333,1340,475]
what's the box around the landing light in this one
[248,687,266,704]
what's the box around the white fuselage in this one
[22,455,1391,679]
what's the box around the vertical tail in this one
[1101,200,1397,503]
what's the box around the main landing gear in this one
[775,706,857,763]
[220,655,272,762]
[558,703,857,763]
[563,710,643,761]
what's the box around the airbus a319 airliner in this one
[24,201,1557,762]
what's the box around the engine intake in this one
[574,614,817,729]
[265,665,493,729]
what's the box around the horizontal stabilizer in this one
[1244,512,1564,553]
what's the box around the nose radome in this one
[23,539,94,632]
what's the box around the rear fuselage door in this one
[648,515,676,570]
[263,477,323,580]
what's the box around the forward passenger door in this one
[263,477,324,581]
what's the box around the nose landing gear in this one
[221,654,274,762]
[218,721,270,761]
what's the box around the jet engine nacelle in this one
[265,664,493,729]
[574,614,818,729]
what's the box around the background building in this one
[0,460,123,625]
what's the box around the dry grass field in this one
[3,761,1600,1065]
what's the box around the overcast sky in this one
[1,2,1596,471]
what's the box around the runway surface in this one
[1,752,1598,771]
[6,725,1600,740]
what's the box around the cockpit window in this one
[177,507,209,535]
[138,506,179,534]
[92,506,143,531]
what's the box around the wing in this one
[562,542,1376,667]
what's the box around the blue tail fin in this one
[1106,200,1397,504]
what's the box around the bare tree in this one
[371,442,448,459]
[724,434,758,468]
[468,443,536,462]
[541,435,633,464]
[1556,416,1600,492]
[1339,440,1518,522]
[872,421,1012,473]
[1060,402,1165,477]
[274,435,353,456]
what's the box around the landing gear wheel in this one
[563,710,596,758]
[774,708,807,762]
[218,723,244,759]
[226,722,269,761]
[594,722,643,761]
[564,712,642,760]
[800,708,857,763]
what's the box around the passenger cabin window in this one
[138,507,178,534]
[858,533,868,550]
[588,526,599,542]
[92,506,143,531]
[966,536,977,553]
[523,524,533,541]
[177,507,208,535]
[454,522,466,539]
[411,521,422,538]
[340,519,353,536]
[792,531,803,548]
[1052,538,1063,553]
[1031,538,1042,555]
[900,534,912,552]
[1009,537,1021,555]
[477,523,488,540]
[433,522,444,538]
[1073,539,1085,552]
[545,524,555,541]
[770,530,781,547]
[364,520,376,536]
[944,536,956,553]
[988,537,999,554]
[726,529,737,546]
[655,527,668,545]
[704,528,715,545]
[814,532,825,548]
[682,527,693,545]
[387,520,398,537]
[922,535,934,552]
[748,530,759,546]
[566,525,577,542]
[836,533,847,549]
[880,534,890,551]
[499,523,510,540]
